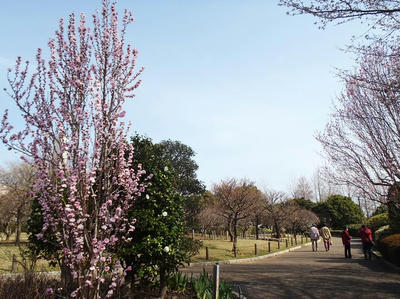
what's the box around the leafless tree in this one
[283,202,319,237]
[0,163,35,245]
[263,189,292,239]
[312,167,344,202]
[212,178,260,257]
[198,205,224,234]
[248,193,268,240]
[0,187,16,240]
[291,176,314,201]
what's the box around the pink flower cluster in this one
[0,1,145,298]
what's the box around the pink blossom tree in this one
[0,1,146,297]
[316,43,400,230]
[316,43,400,200]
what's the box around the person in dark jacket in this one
[341,225,352,258]
[359,224,373,260]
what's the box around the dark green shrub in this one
[367,213,389,235]
[377,234,400,266]
[312,195,364,229]
[347,224,362,237]
[372,205,388,217]
[330,230,342,237]
[375,225,392,241]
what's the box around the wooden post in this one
[278,240,280,249]
[206,247,209,260]
[268,241,271,253]
[213,263,220,299]
[226,231,229,240]
[286,239,288,248]
[11,254,17,273]
[192,229,195,240]
[254,244,257,255]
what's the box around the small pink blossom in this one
[45,288,53,294]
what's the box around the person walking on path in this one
[360,224,373,260]
[341,225,352,258]
[320,224,332,251]
[310,224,320,252]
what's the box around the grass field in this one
[191,236,307,262]
[0,233,58,273]
[0,233,308,272]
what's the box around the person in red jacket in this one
[359,224,373,260]
[341,225,352,258]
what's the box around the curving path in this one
[183,237,400,298]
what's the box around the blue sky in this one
[0,1,367,192]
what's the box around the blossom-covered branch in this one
[0,1,146,297]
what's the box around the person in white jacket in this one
[309,224,320,252]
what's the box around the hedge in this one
[377,234,400,267]
[366,213,389,234]
[374,225,392,241]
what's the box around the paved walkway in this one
[183,237,400,298]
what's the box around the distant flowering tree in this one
[316,44,400,200]
[0,1,146,297]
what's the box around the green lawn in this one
[191,236,306,262]
[0,232,28,243]
[0,233,58,273]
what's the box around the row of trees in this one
[196,178,366,256]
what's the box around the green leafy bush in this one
[119,135,199,294]
[374,225,392,241]
[312,195,364,229]
[347,224,362,237]
[330,230,342,237]
[367,213,389,233]
[377,234,400,266]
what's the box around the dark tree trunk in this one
[15,209,22,246]
[61,261,75,296]
[159,268,167,299]
[255,217,260,240]
[227,217,234,242]
[232,218,238,257]
[5,225,11,241]
[274,221,281,239]
[388,183,400,233]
